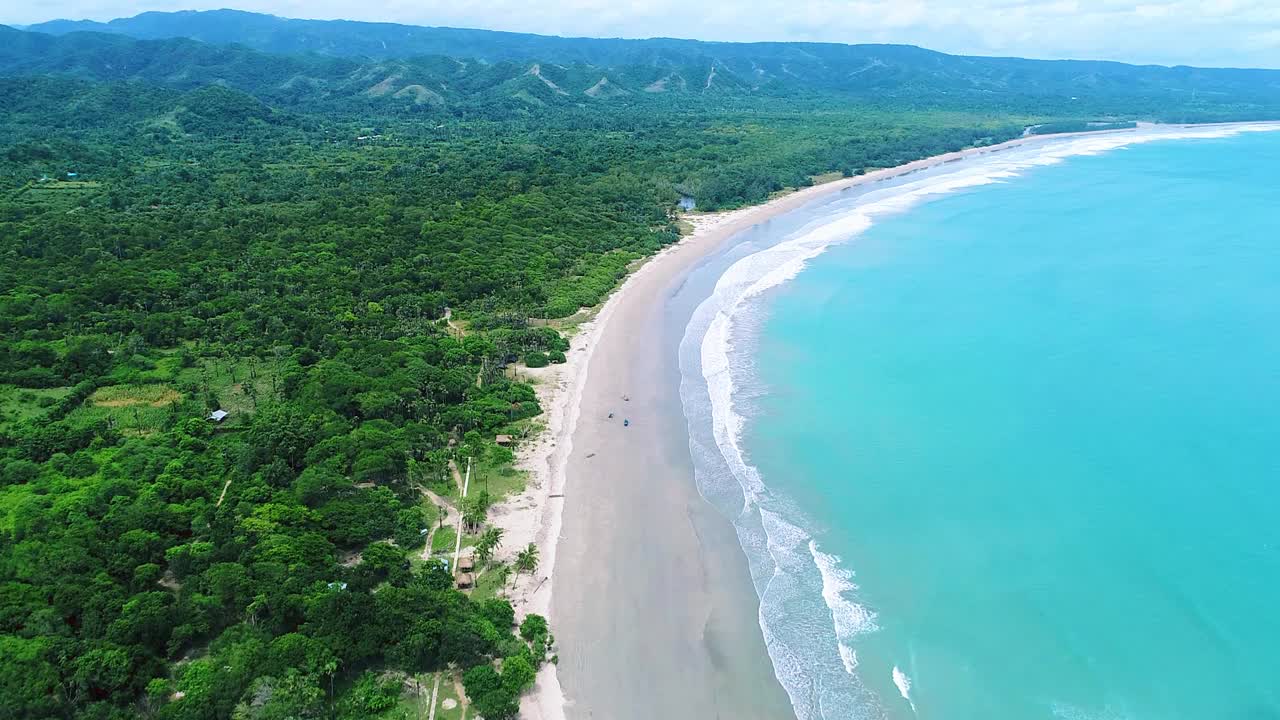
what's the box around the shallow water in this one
[681,127,1280,720]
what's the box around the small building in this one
[456,573,474,589]
[495,434,514,447]
[458,556,475,573]
[207,409,229,423]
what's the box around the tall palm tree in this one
[475,527,503,567]
[515,543,540,578]
[462,502,486,534]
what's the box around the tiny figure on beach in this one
[623,419,630,427]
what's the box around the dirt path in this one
[452,459,471,571]
[448,459,464,493]
[453,675,469,720]
[421,488,459,561]
[443,307,466,337]
[426,672,442,720]
[215,478,232,506]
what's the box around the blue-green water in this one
[683,127,1280,720]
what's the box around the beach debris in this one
[623,419,630,427]
[586,452,596,459]
[608,412,614,418]
[623,394,630,401]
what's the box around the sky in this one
[9,0,1280,69]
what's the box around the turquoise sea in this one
[679,127,1280,720]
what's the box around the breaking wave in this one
[678,123,1280,720]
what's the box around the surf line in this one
[893,665,917,714]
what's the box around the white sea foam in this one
[686,122,1280,720]
[893,666,916,713]
[839,644,860,674]
[1050,701,1135,720]
[810,540,877,674]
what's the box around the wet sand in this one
[550,224,793,719]
[533,125,1277,720]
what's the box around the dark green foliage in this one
[479,598,516,631]
[462,664,520,720]
[2,14,1275,720]
[334,672,399,719]
[1030,121,1140,135]
[520,613,549,649]
[393,506,429,549]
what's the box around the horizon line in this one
[9,7,1280,72]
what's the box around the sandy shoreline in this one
[494,121,1279,720]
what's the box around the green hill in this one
[12,10,1280,120]
[3,11,1280,720]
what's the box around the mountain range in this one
[7,9,1280,118]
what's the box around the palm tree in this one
[462,502,486,534]
[515,543,540,578]
[323,658,341,710]
[475,527,503,567]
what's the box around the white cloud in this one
[6,0,1280,68]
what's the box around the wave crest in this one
[682,123,1280,720]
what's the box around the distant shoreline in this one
[679,121,1280,719]
[502,119,1280,720]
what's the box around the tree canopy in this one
[5,16,1277,720]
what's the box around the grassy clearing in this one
[470,566,507,602]
[435,675,463,720]
[382,674,433,720]
[0,384,72,429]
[89,384,182,408]
[67,383,184,434]
[809,170,845,184]
[16,181,103,210]
[430,526,457,555]
[31,351,282,436]
[173,354,281,422]
[532,307,593,339]
[470,458,527,502]
[430,523,480,559]
[422,474,460,505]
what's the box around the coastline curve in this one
[677,122,1280,720]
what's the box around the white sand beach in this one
[488,123,1280,719]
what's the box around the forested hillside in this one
[13,12,1280,120]
[2,13,1280,720]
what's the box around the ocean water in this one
[678,126,1280,720]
